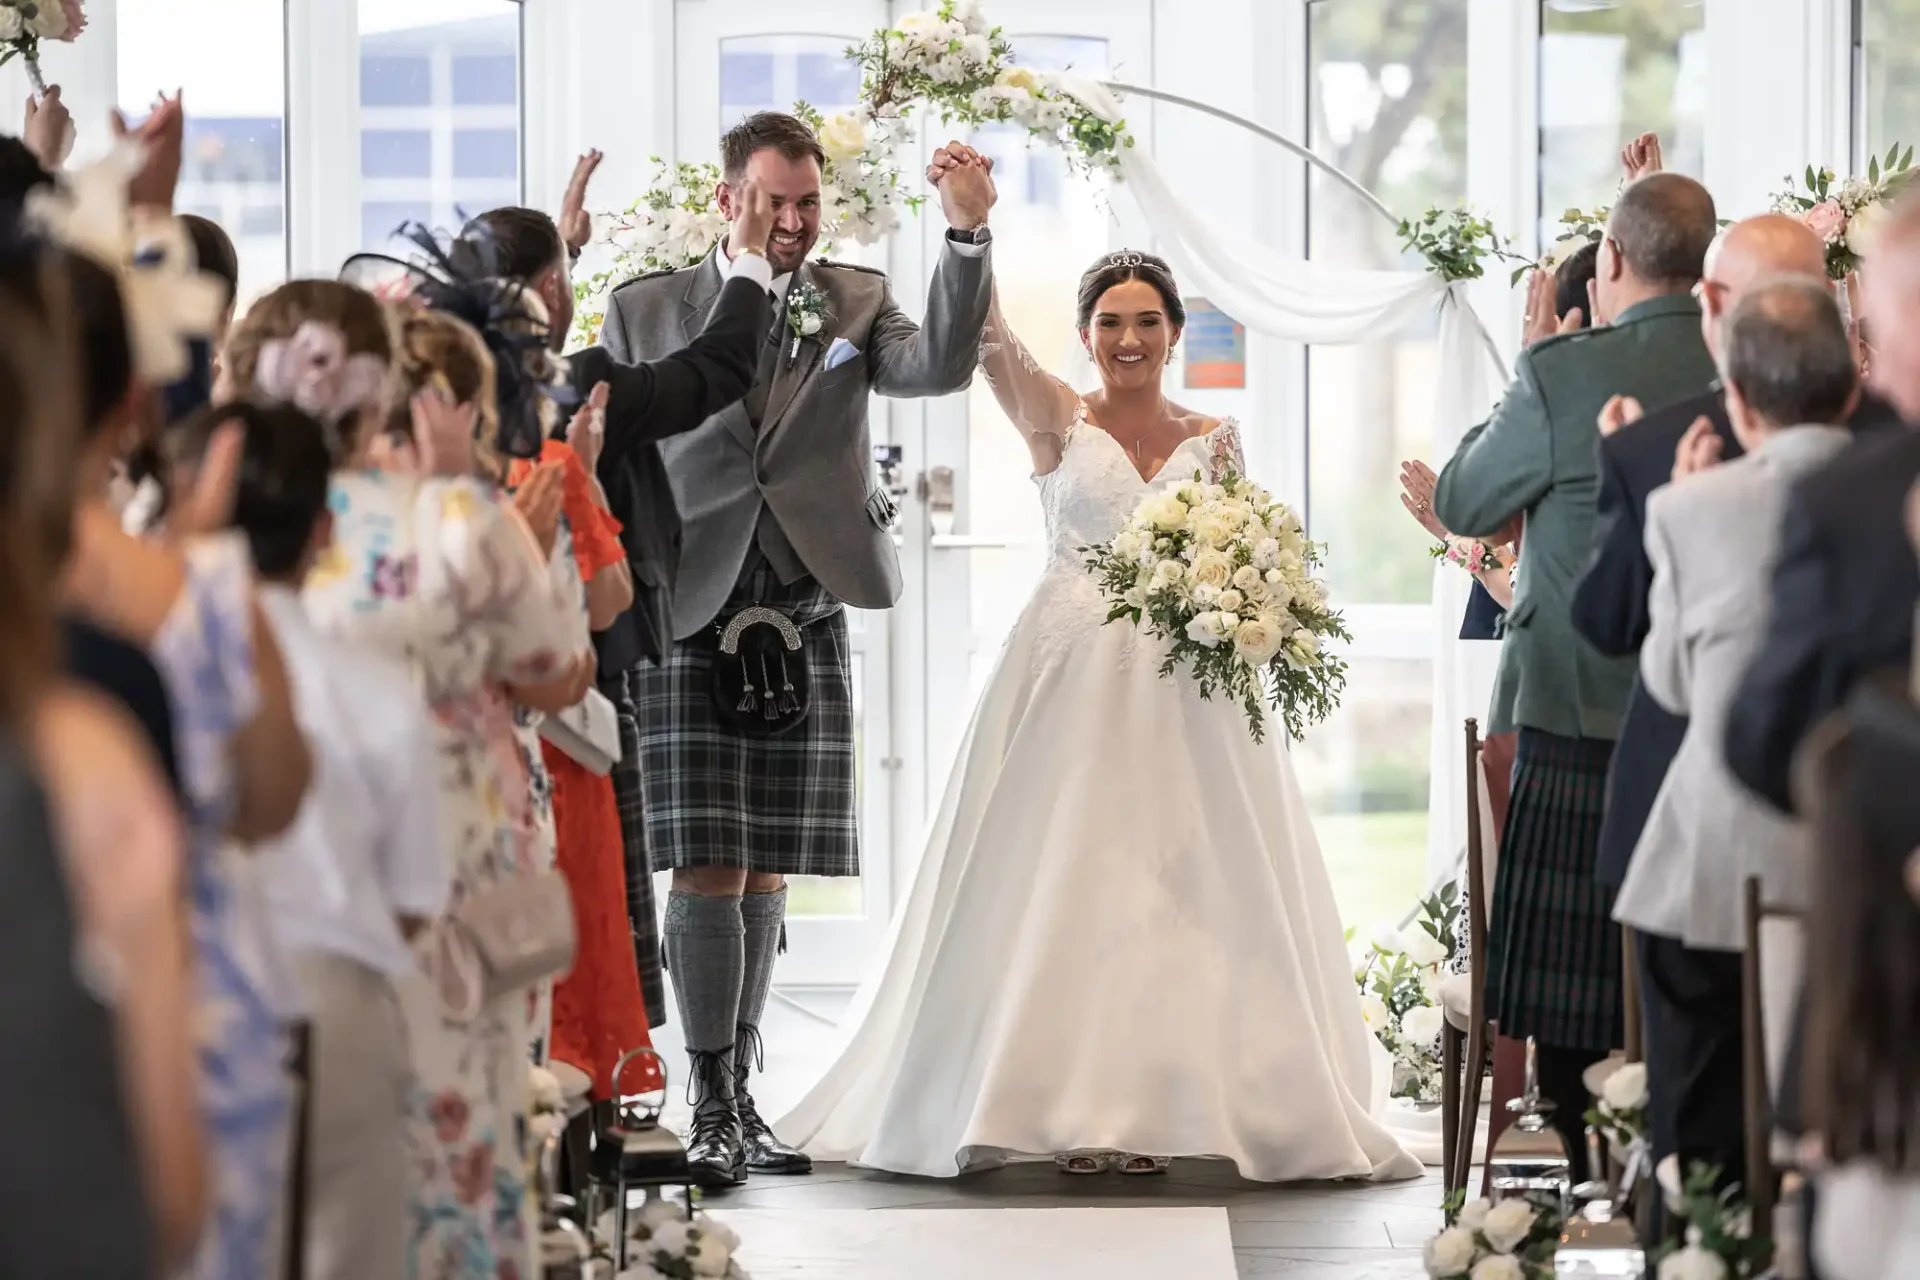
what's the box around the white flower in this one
[1657,1244,1730,1280]
[1251,537,1281,570]
[1601,1061,1649,1113]
[1400,1003,1445,1047]
[897,11,942,41]
[800,312,823,336]
[1139,493,1189,531]
[1188,549,1234,591]
[1183,611,1232,648]
[1302,579,1329,609]
[1191,511,1236,548]
[1457,1198,1493,1232]
[1479,1199,1537,1253]
[997,64,1046,95]
[950,0,990,33]
[1422,1225,1479,1277]
[29,1,68,39]
[1359,993,1390,1033]
[637,1197,686,1232]
[1371,922,1403,954]
[0,9,23,40]
[687,1230,732,1276]
[1218,588,1245,613]
[960,32,993,65]
[1401,927,1449,968]
[1848,199,1891,256]
[1149,558,1186,591]
[1657,1155,1685,1213]
[1122,585,1148,610]
[1469,1256,1526,1280]
[528,1065,563,1112]
[1111,530,1143,562]
[1284,630,1323,669]
[1232,564,1262,592]
[647,1218,692,1256]
[818,111,868,167]
[1232,617,1285,665]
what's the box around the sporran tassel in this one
[778,654,800,714]
[760,655,780,722]
[736,656,757,714]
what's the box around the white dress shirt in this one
[256,584,448,976]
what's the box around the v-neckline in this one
[1073,401,1221,487]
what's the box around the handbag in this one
[433,869,578,1023]
[711,605,811,737]
[539,686,622,775]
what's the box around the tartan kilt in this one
[1486,728,1625,1054]
[632,570,860,879]
[603,668,666,1029]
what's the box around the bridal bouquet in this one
[1772,145,1915,279]
[0,0,86,92]
[1083,466,1350,743]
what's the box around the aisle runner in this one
[710,1207,1238,1279]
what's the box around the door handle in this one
[919,465,956,536]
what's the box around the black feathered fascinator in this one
[340,221,576,461]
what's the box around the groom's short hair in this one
[1608,173,1717,287]
[721,111,826,183]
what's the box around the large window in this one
[119,0,286,307]
[719,34,862,129]
[1539,0,1706,239]
[1300,0,1468,923]
[1857,0,1920,165]
[357,1,521,254]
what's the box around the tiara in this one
[1106,251,1146,268]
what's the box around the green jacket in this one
[1433,295,1717,741]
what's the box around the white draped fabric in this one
[1063,77,1511,886]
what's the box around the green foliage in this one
[1396,205,1524,283]
[1649,1163,1773,1276]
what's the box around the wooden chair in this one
[1442,718,1498,1198]
[1742,876,1806,1251]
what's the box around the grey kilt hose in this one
[633,566,861,878]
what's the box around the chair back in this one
[1464,719,1492,984]
[1744,876,1808,1247]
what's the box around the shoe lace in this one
[731,1026,773,1138]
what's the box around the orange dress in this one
[509,442,658,1098]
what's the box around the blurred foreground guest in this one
[1433,173,1719,1155]
[223,280,586,1279]
[1617,277,1858,1189]
[0,229,198,1277]
[176,400,445,1280]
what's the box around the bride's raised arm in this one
[978,285,1080,454]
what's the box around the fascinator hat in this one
[341,222,574,461]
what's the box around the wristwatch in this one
[735,244,767,259]
[947,226,991,246]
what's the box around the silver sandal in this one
[1054,1150,1113,1175]
[1116,1153,1171,1175]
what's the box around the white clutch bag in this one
[538,686,622,775]
[432,871,578,1024]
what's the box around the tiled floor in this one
[641,991,1444,1278]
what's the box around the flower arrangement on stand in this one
[0,0,85,92]
[1650,1164,1768,1280]
[598,1197,751,1280]
[1423,1195,1565,1278]
[1082,463,1349,743]
[1581,1059,1651,1189]
[1353,883,1461,1104]
[1772,145,1916,279]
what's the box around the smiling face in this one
[718,146,824,274]
[1083,278,1180,392]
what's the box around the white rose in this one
[818,111,868,166]
[0,9,24,40]
[1601,1061,1649,1113]
[1150,558,1186,590]
[1358,993,1390,1033]
[897,11,941,40]
[1401,927,1449,968]
[1849,199,1890,256]
[1400,1004,1445,1048]
[1218,588,1245,614]
[1189,550,1233,591]
[1189,583,1222,608]
[637,1197,686,1232]
[1191,511,1235,548]
[1657,1245,1730,1280]
[1139,493,1189,532]
[647,1218,693,1256]
[1457,1199,1493,1232]
[1111,530,1143,561]
[800,313,823,336]
[1421,1226,1478,1278]
[996,64,1045,95]
[1232,565,1262,592]
[1232,617,1285,665]
[1479,1199,1537,1254]
[687,1232,732,1277]
[1469,1256,1526,1280]
[528,1065,563,1111]
[1122,586,1148,610]
[30,2,67,38]
[1184,611,1234,647]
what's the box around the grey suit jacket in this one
[601,239,992,638]
[1612,425,1852,950]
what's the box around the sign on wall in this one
[1182,297,1246,389]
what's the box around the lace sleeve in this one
[977,285,1079,440]
[1206,419,1248,483]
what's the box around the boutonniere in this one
[785,281,828,364]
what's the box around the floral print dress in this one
[305,472,587,1280]
[148,533,296,1280]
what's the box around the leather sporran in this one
[711,605,811,737]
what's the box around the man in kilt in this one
[600,112,996,1185]
[1432,173,1720,1160]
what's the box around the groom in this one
[600,112,996,1185]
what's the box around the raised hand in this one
[566,381,609,473]
[408,387,479,478]
[168,418,245,540]
[1597,395,1644,438]
[1397,460,1448,540]
[726,178,775,260]
[1670,415,1722,484]
[23,84,74,169]
[931,141,996,232]
[558,148,604,257]
[1620,132,1663,183]
[112,91,184,212]
[513,461,566,558]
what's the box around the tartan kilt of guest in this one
[1486,727,1625,1054]
[633,568,859,879]
[602,667,666,1029]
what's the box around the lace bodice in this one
[1037,402,1244,569]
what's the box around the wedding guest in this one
[1614,278,1859,1193]
[180,212,239,338]
[174,399,445,1280]
[222,279,587,1280]
[1432,173,1720,1156]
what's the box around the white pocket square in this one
[825,337,861,371]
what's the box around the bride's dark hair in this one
[1076,250,1186,330]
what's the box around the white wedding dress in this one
[773,312,1420,1182]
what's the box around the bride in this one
[775,153,1418,1183]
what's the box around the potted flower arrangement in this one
[1651,1164,1768,1280]
[1353,883,1461,1105]
[1772,145,1915,280]
[600,1197,752,1280]
[1423,1195,1563,1278]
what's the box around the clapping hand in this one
[112,91,185,212]
[1620,133,1663,183]
[1597,395,1644,438]
[566,381,609,474]
[1398,460,1449,541]
[407,386,479,478]
[1670,415,1722,484]
[928,141,996,232]
[558,149,604,258]
[513,462,566,559]
[23,84,74,169]
[1522,267,1583,346]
